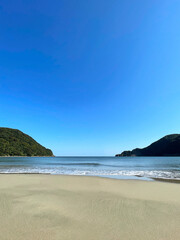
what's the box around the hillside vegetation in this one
[116,134,180,157]
[0,128,53,156]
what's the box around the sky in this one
[0,0,180,156]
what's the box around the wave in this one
[46,162,126,168]
[0,167,180,180]
[46,162,102,166]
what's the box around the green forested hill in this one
[0,128,53,156]
[116,134,180,157]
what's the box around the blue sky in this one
[0,0,180,155]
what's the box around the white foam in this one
[0,167,180,180]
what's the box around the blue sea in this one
[0,157,180,180]
[0,156,180,180]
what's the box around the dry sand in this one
[0,174,180,240]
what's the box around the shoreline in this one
[0,172,180,183]
[152,177,180,184]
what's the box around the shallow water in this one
[0,156,180,180]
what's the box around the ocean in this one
[0,156,180,180]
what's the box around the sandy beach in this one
[0,174,180,240]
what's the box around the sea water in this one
[0,156,180,180]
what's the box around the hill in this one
[116,134,180,157]
[0,128,53,156]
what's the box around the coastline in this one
[0,171,180,183]
[0,174,180,240]
[152,177,180,184]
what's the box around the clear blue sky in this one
[0,0,180,156]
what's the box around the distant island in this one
[116,134,180,157]
[0,127,53,157]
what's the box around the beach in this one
[0,174,180,240]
